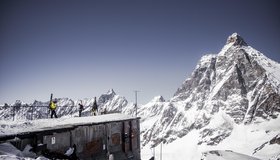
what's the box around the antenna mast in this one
[134,90,140,117]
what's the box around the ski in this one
[48,93,53,118]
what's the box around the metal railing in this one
[0,104,78,121]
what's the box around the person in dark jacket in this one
[92,97,98,116]
[78,102,84,117]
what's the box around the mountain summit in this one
[226,32,248,46]
[173,33,280,123]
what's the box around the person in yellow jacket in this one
[50,100,58,118]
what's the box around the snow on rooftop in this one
[0,113,137,137]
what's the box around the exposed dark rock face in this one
[253,134,280,155]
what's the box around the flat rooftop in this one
[0,113,139,141]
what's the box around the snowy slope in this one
[141,111,280,160]
[0,142,48,160]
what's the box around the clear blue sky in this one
[0,0,279,105]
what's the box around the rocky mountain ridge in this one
[0,89,132,121]
[138,33,280,160]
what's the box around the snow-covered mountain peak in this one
[107,89,116,95]
[140,34,280,160]
[226,32,248,46]
[218,33,249,58]
[98,89,117,104]
[12,100,26,106]
[151,96,165,103]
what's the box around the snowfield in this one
[141,114,280,160]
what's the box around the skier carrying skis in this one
[78,102,84,117]
[92,97,98,116]
[50,99,58,118]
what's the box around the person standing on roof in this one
[78,102,84,117]
[50,99,58,118]
[92,97,98,116]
